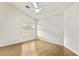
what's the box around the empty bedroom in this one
[0,2,79,56]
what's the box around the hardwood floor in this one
[0,43,22,56]
[0,39,77,56]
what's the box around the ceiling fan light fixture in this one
[35,9,40,13]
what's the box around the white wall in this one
[64,3,79,55]
[0,3,35,47]
[38,13,64,45]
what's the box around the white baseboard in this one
[37,37,64,46]
[0,36,35,47]
[64,46,79,56]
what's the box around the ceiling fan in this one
[25,2,47,14]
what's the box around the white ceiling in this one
[10,2,74,19]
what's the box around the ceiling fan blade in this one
[33,2,38,9]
